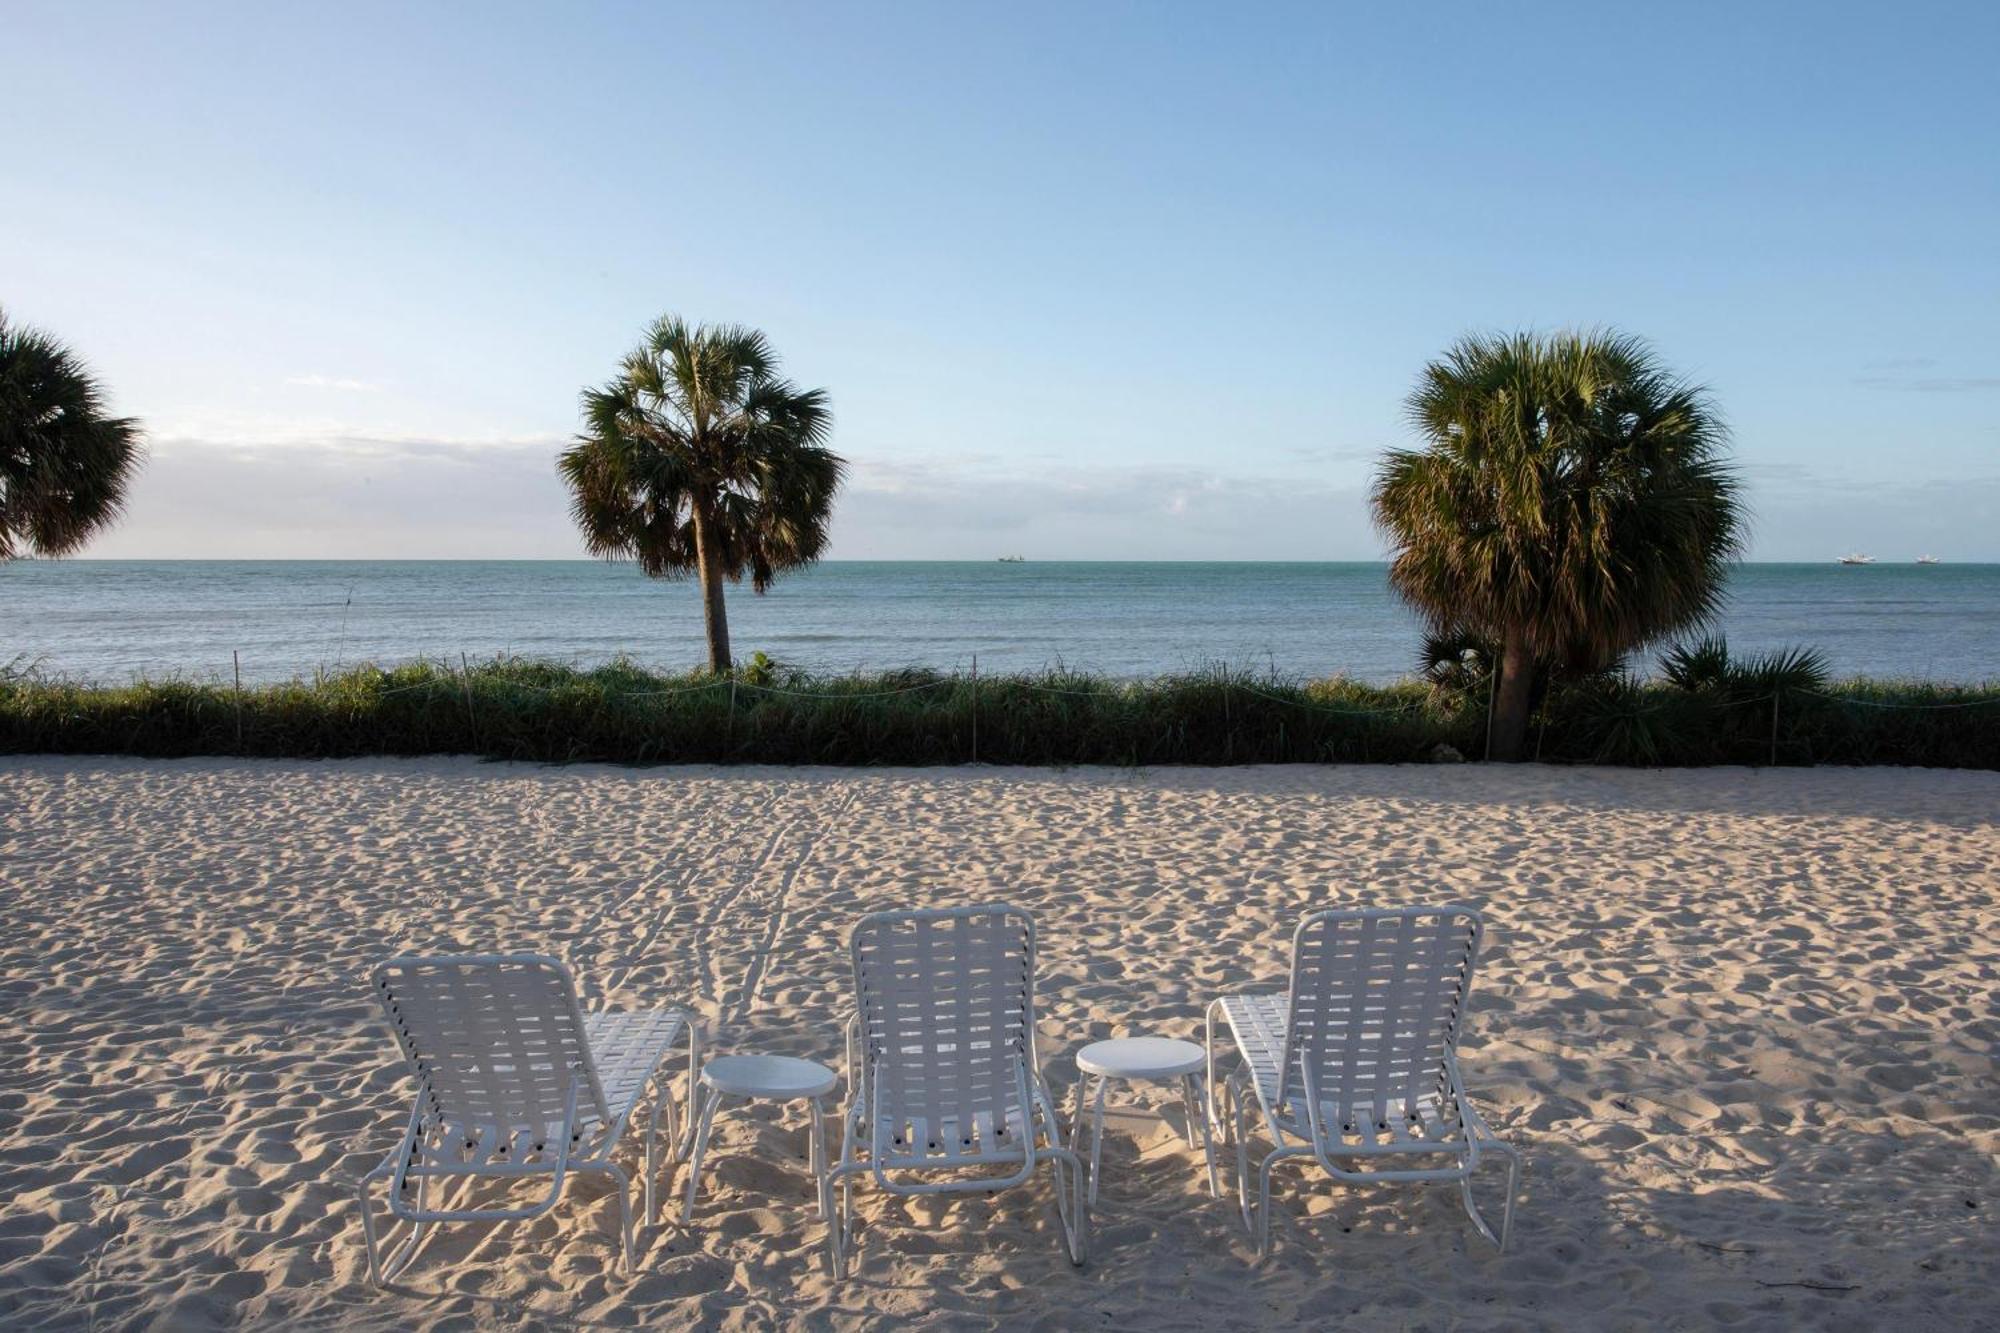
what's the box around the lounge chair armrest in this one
[844,1011,861,1092]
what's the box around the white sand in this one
[1,758,1995,1330]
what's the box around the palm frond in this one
[1374,328,1744,677]
[558,314,844,593]
[0,306,145,559]
[1659,636,1731,691]
[1732,645,1830,697]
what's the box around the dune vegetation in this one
[2,653,1992,769]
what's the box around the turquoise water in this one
[3,560,1995,685]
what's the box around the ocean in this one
[3,560,1995,686]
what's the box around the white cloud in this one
[284,373,382,391]
[149,427,564,459]
[836,455,1379,559]
[88,433,578,559]
[1851,373,2000,392]
[1745,471,2000,560]
[83,436,1385,560]
[73,432,2000,562]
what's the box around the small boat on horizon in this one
[1916,554,1941,564]
[997,554,1026,563]
[1837,553,1874,565]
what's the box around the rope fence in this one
[1793,687,2000,710]
[17,652,2000,714]
[323,656,2000,718]
[6,648,1997,768]
[1232,680,1436,717]
[338,660,1449,714]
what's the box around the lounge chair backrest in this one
[1280,906,1483,1111]
[849,905,1038,1131]
[373,954,610,1133]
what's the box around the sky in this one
[4,1,1997,561]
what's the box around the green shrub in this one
[0,657,1991,769]
[1658,636,1732,692]
[1418,630,1497,694]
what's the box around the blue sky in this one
[5,1,1996,560]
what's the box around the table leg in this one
[1086,1076,1109,1206]
[1185,1072,1220,1198]
[682,1086,725,1224]
[808,1096,828,1220]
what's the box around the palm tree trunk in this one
[1489,630,1535,762]
[690,509,732,673]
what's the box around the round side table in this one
[682,1054,839,1224]
[1069,1036,1217,1203]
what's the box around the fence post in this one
[727,676,737,756]
[459,652,478,747]
[232,650,243,749]
[970,654,979,764]
[1769,690,1781,767]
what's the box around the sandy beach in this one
[1,757,1994,1330]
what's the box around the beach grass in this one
[2,656,1994,768]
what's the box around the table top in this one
[1074,1036,1206,1080]
[700,1053,839,1099]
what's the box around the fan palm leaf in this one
[558,317,843,670]
[1373,330,1743,759]
[0,308,144,560]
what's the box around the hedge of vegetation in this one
[1,654,1994,768]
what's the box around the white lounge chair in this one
[1205,905,1520,1255]
[357,954,700,1282]
[826,904,1087,1276]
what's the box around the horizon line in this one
[30,556,1998,566]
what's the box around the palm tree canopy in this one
[559,316,842,590]
[0,307,144,559]
[1372,330,1743,673]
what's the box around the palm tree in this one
[0,307,144,560]
[1372,330,1743,761]
[559,316,842,672]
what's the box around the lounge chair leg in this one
[1050,1150,1071,1239]
[1203,999,1226,1145]
[1255,1148,1283,1257]
[827,1111,859,1278]
[678,1022,703,1160]
[1225,1074,1254,1234]
[824,1171,847,1278]
[1046,1145,1089,1266]
[840,1121,855,1216]
[364,1161,432,1284]
[645,1075,667,1225]
[592,1162,635,1272]
[358,1169,387,1287]
[1461,1141,1520,1250]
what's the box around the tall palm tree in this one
[559,316,842,672]
[0,307,144,560]
[1372,330,1743,761]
